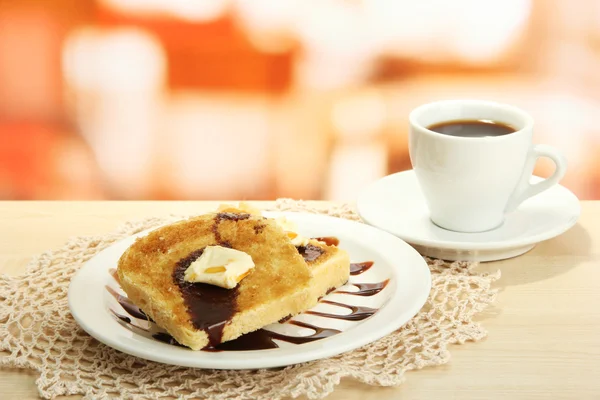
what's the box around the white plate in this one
[69,212,431,370]
[357,170,581,262]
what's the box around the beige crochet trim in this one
[0,199,499,400]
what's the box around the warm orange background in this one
[1,0,599,200]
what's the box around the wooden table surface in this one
[1,201,599,400]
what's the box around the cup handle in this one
[505,144,568,213]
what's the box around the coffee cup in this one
[409,99,567,233]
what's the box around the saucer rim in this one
[356,170,581,251]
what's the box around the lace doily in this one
[0,199,499,399]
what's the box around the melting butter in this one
[184,246,255,289]
[275,217,310,246]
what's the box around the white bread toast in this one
[117,211,349,350]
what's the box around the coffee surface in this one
[427,119,516,137]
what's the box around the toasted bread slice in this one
[117,211,350,350]
[296,239,350,305]
[117,212,316,350]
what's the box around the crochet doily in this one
[0,199,499,399]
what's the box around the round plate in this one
[357,170,581,262]
[68,212,431,369]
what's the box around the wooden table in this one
[1,201,599,400]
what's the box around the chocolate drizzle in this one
[152,332,184,347]
[306,300,377,321]
[113,311,132,324]
[278,320,341,343]
[279,314,293,323]
[314,237,339,246]
[208,320,341,351]
[110,308,185,347]
[107,286,149,320]
[296,244,324,262]
[350,261,374,276]
[173,249,239,346]
[210,329,280,350]
[337,280,390,296]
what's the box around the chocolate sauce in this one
[110,309,151,334]
[282,320,341,343]
[106,286,149,320]
[173,249,239,346]
[306,300,377,321]
[314,237,339,246]
[113,311,132,324]
[349,261,374,276]
[279,314,293,323]
[110,307,183,347]
[296,244,324,262]
[337,279,390,296]
[210,329,279,351]
[152,332,184,347]
[207,320,341,351]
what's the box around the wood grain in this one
[0,201,599,400]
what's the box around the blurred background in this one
[1,0,600,201]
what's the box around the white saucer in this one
[357,170,581,262]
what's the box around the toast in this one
[117,211,349,350]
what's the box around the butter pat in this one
[184,246,255,289]
[275,217,310,246]
[286,230,310,247]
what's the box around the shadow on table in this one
[477,222,592,289]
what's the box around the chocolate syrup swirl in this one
[173,249,239,346]
[152,332,184,346]
[314,237,339,246]
[296,244,324,262]
[112,311,132,324]
[349,261,374,276]
[337,280,390,296]
[110,308,185,347]
[306,300,377,321]
[107,286,149,320]
[208,320,341,351]
[278,320,341,344]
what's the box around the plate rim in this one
[357,170,581,251]
[68,211,431,369]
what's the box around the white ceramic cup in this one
[409,99,567,233]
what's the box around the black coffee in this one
[427,119,516,137]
